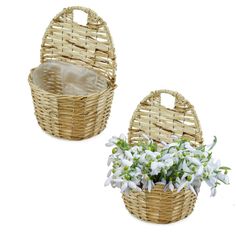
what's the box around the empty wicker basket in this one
[28,6,116,140]
[123,89,203,224]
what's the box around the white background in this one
[0,0,236,235]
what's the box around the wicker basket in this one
[123,89,203,224]
[29,6,116,140]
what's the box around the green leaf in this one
[219,166,231,171]
[208,136,217,151]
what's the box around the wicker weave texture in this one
[129,89,203,146]
[123,90,203,223]
[123,184,197,224]
[29,6,116,140]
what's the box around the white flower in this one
[130,145,142,153]
[207,159,221,171]
[107,156,112,166]
[142,176,155,192]
[151,161,164,175]
[117,153,125,159]
[119,133,126,140]
[122,159,132,167]
[192,177,201,194]
[107,169,112,177]
[115,166,123,174]
[210,187,217,197]
[206,176,217,187]
[189,185,197,195]
[105,135,229,197]
[105,142,114,147]
[217,173,229,184]
[177,181,187,192]
[121,181,141,193]
[174,177,181,188]
[128,181,137,189]
[151,161,162,170]
[161,153,174,161]
[125,150,133,159]
[164,159,174,168]
[182,160,191,172]
[121,182,128,193]
[130,168,142,178]
[196,165,204,176]
[161,141,167,146]
[193,150,203,155]
[105,136,119,147]
[185,142,196,152]
[113,178,123,183]
[147,180,154,192]
[186,156,201,166]
[104,177,112,186]
[145,150,159,159]
[164,181,174,192]
[139,153,146,163]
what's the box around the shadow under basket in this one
[28,6,117,140]
[123,89,203,223]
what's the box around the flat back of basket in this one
[41,6,116,84]
[128,90,203,145]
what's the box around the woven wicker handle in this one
[40,6,116,84]
[63,6,101,26]
[128,90,203,145]
[155,89,181,106]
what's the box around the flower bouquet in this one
[105,134,230,223]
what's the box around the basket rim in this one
[28,64,117,98]
[122,183,197,196]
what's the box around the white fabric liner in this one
[32,61,108,96]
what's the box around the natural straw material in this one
[129,90,203,146]
[123,184,197,224]
[123,89,203,224]
[29,6,116,140]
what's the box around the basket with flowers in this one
[105,90,230,223]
